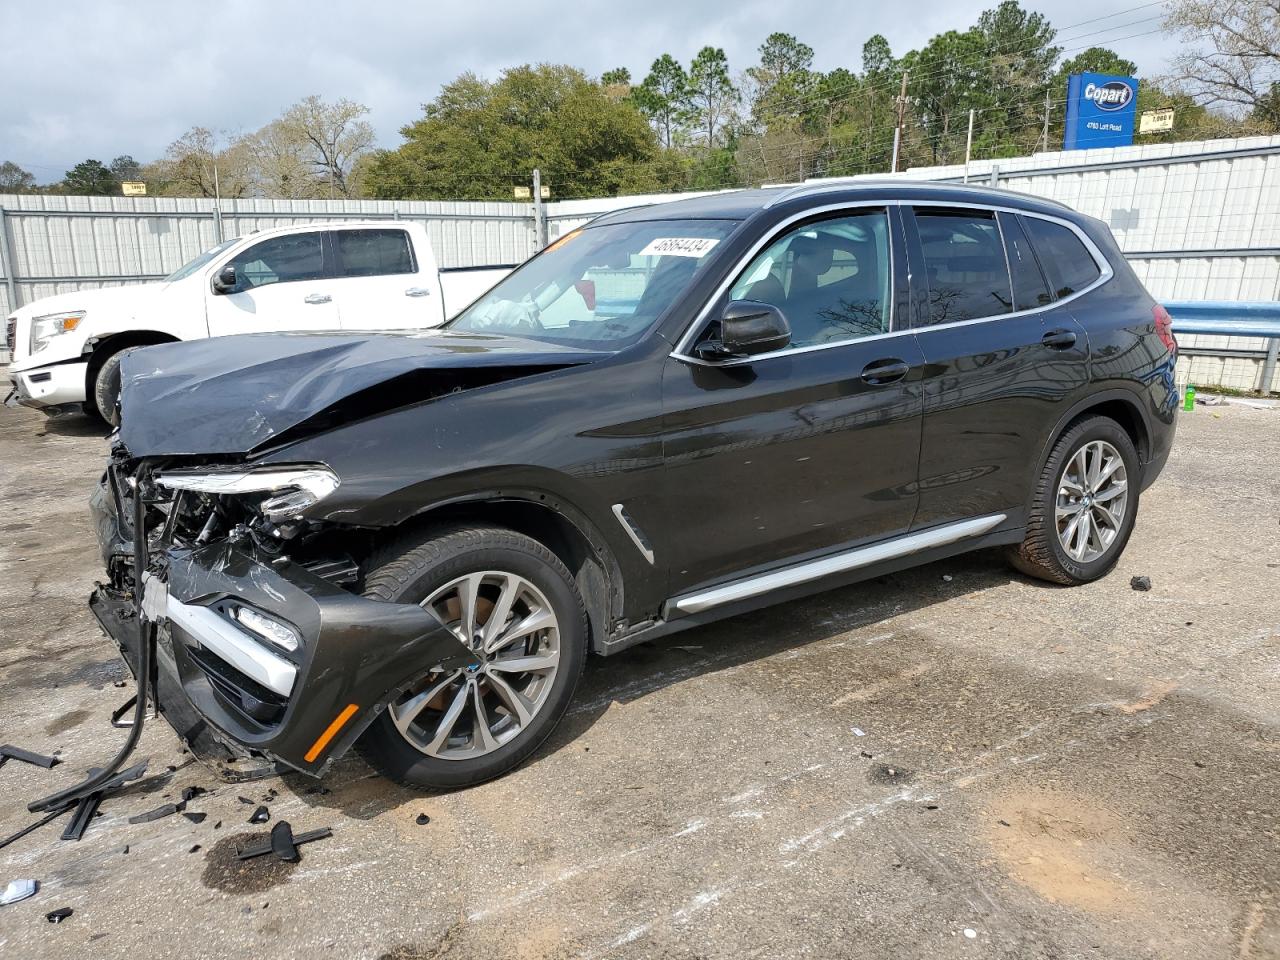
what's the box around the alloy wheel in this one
[388,571,561,760]
[1055,439,1129,563]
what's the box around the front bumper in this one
[6,360,88,413]
[91,496,479,777]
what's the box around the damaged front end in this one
[90,447,480,779]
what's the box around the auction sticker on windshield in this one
[638,237,721,258]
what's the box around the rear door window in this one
[1020,216,1102,299]
[912,209,1012,325]
[334,229,416,277]
[999,213,1052,311]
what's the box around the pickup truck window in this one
[334,229,415,278]
[725,210,891,348]
[449,219,737,348]
[914,209,1014,325]
[227,233,325,290]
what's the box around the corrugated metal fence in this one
[4,136,1280,390]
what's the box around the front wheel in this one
[90,348,129,426]
[1008,415,1140,585]
[356,524,587,791]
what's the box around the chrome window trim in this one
[670,199,1112,366]
[672,513,1008,614]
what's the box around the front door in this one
[661,207,925,593]
[905,207,1091,530]
[205,230,339,337]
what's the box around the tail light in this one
[1153,304,1176,353]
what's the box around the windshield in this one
[448,219,738,348]
[164,238,240,283]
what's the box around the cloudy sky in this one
[1,0,1179,181]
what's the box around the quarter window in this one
[335,229,415,278]
[913,210,1012,325]
[226,233,324,290]
[1021,216,1102,299]
[1000,213,1052,311]
[726,210,891,348]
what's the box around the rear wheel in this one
[1008,416,1139,585]
[356,524,587,790]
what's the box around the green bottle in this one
[1183,384,1196,411]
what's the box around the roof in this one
[590,179,1076,227]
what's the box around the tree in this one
[601,67,631,86]
[748,33,816,124]
[241,119,317,198]
[0,161,37,193]
[108,155,142,184]
[63,159,117,195]
[148,127,252,198]
[1056,47,1137,80]
[634,54,690,148]
[1164,0,1280,130]
[278,96,375,197]
[686,46,737,147]
[363,64,678,201]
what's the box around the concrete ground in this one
[0,401,1277,960]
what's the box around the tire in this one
[1008,415,1140,585]
[356,523,588,791]
[91,348,128,426]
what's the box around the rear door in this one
[205,230,339,337]
[904,206,1091,531]
[329,227,446,330]
[661,206,926,592]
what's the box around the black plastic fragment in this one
[46,907,73,923]
[270,821,300,863]
[415,814,431,826]
[213,821,222,830]
[0,744,60,769]
[182,812,207,824]
[236,826,332,862]
[237,796,254,805]
[1130,575,1152,591]
[61,791,104,841]
[181,786,207,803]
[128,802,181,824]
[248,805,270,824]
[189,844,201,853]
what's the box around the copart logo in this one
[1084,80,1133,111]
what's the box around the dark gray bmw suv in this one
[82,180,1177,794]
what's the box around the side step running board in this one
[672,513,1008,614]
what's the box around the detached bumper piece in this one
[91,540,479,777]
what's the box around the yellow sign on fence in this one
[121,181,147,196]
[1139,109,1175,134]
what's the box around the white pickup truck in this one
[4,221,513,422]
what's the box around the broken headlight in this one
[154,465,339,523]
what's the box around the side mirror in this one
[212,264,237,294]
[696,300,791,360]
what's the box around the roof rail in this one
[761,176,1075,211]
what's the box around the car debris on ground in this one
[1130,575,1153,591]
[1,879,38,906]
[235,822,332,863]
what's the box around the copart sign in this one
[1064,72,1138,151]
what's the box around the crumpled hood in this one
[118,330,604,457]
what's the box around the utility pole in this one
[212,162,224,243]
[531,168,548,249]
[1041,90,1051,152]
[891,71,909,174]
[963,109,975,184]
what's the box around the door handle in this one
[303,293,332,305]
[1042,329,1077,349]
[860,358,910,385]
[404,287,432,298]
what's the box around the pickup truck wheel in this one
[90,348,128,426]
[356,524,587,791]
[1008,415,1139,585]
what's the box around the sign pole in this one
[531,169,548,250]
[963,109,975,183]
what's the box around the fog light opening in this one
[231,605,301,653]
